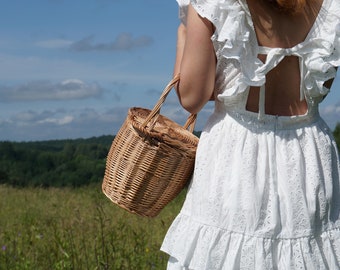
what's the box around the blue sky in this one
[0,0,339,141]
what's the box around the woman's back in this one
[162,1,340,268]
[246,0,326,116]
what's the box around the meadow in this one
[0,184,186,270]
[1,124,339,269]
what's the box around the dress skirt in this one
[161,102,340,270]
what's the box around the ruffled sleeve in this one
[303,0,340,98]
[190,0,263,97]
[176,0,190,25]
[324,0,340,68]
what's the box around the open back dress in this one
[161,0,340,269]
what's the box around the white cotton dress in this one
[161,0,340,269]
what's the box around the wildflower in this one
[36,234,43,239]
[2,245,6,251]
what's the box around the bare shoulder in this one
[246,0,324,48]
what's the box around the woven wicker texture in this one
[102,76,199,217]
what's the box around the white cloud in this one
[61,79,83,85]
[0,52,169,85]
[37,115,74,125]
[321,103,340,115]
[0,107,127,141]
[0,79,103,102]
[320,102,340,130]
[14,111,37,122]
[36,38,73,49]
[0,101,211,141]
[70,33,153,52]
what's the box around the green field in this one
[1,124,339,269]
[0,184,185,270]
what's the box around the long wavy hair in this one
[269,0,307,13]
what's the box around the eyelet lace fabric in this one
[162,0,340,269]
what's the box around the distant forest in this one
[0,136,113,187]
[0,124,339,188]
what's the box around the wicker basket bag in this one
[102,75,199,217]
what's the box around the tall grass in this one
[0,184,185,269]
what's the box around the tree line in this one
[0,125,339,188]
[0,136,113,187]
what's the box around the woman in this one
[161,0,340,269]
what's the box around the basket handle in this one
[141,74,197,133]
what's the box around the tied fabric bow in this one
[249,37,336,120]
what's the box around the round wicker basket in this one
[102,76,199,217]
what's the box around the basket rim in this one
[128,107,199,147]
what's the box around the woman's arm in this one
[174,23,186,78]
[174,4,216,114]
